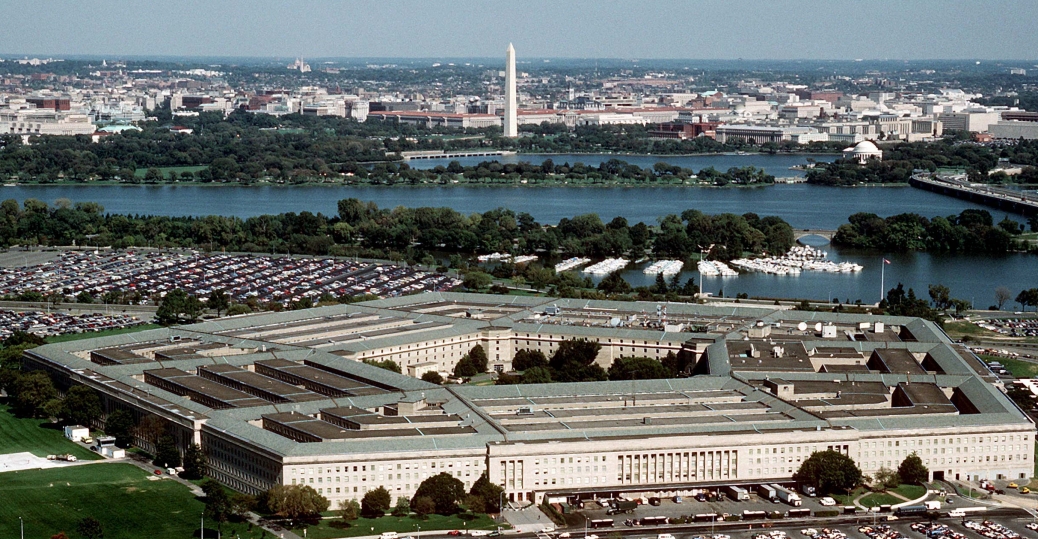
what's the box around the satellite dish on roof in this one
[814,322,823,332]
[797,322,807,331]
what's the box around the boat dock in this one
[910,173,1038,216]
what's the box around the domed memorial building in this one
[843,140,883,164]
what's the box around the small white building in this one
[843,140,883,164]
[64,425,89,442]
[101,446,126,458]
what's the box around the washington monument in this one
[504,43,517,138]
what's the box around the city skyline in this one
[1,0,1037,61]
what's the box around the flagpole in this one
[880,257,885,305]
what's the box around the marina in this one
[582,257,629,275]
[697,260,738,277]
[731,245,864,275]
[643,259,684,275]
[554,257,591,272]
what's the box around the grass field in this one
[943,321,1004,340]
[46,323,160,344]
[132,165,208,178]
[858,492,903,507]
[0,403,100,460]
[0,463,262,539]
[303,513,499,539]
[892,484,927,500]
[979,354,1038,378]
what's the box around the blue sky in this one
[1,0,1035,60]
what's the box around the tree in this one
[1017,288,1038,312]
[462,271,492,291]
[412,472,466,515]
[512,349,548,371]
[421,371,444,384]
[77,517,104,539]
[548,339,607,383]
[104,409,135,447]
[338,498,361,522]
[607,356,671,381]
[201,479,232,523]
[361,486,392,518]
[154,435,182,469]
[897,453,929,484]
[928,284,952,310]
[59,385,102,427]
[468,344,489,373]
[995,286,1013,310]
[453,356,478,378]
[412,496,435,518]
[156,289,192,324]
[874,466,900,489]
[137,414,166,448]
[207,289,230,316]
[392,497,411,517]
[12,370,58,418]
[181,443,207,479]
[521,366,553,384]
[469,472,504,513]
[143,168,164,184]
[263,485,330,523]
[792,450,863,495]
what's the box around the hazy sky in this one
[1,0,1035,60]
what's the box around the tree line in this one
[0,197,797,267]
[833,209,1035,254]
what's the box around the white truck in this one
[771,484,802,507]
[723,485,750,501]
[800,485,817,497]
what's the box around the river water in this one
[0,154,1031,306]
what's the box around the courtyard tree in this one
[897,453,929,484]
[792,450,863,495]
[361,486,392,518]
[412,472,466,515]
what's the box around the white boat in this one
[643,260,684,275]
[582,258,629,275]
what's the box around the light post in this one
[201,512,205,539]
[20,516,23,539]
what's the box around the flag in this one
[883,259,891,264]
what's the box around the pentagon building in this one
[23,292,1034,504]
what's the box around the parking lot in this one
[554,512,1038,539]
[0,308,146,339]
[0,250,461,306]
[577,492,841,524]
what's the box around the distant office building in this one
[990,120,1038,140]
[0,109,96,141]
[368,111,501,129]
[26,97,71,111]
[937,110,1003,133]
[504,44,518,138]
[715,125,825,144]
[648,122,719,140]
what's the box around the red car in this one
[448,531,462,536]
[153,469,163,475]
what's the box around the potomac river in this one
[0,154,1032,306]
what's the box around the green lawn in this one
[892,484,926,500]
[944,321,1003,340]
[0,463,263,539]
[0,403,100,460]
[858,492,902,507]
[133,165,209,178]
[45,323,160,344]
[831,487,867,506]
[303,513,499,539]
[979,354,1038,378]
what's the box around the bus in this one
[589,519,614,529]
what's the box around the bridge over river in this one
[795,229,836,242]
[910,174,1038,216]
